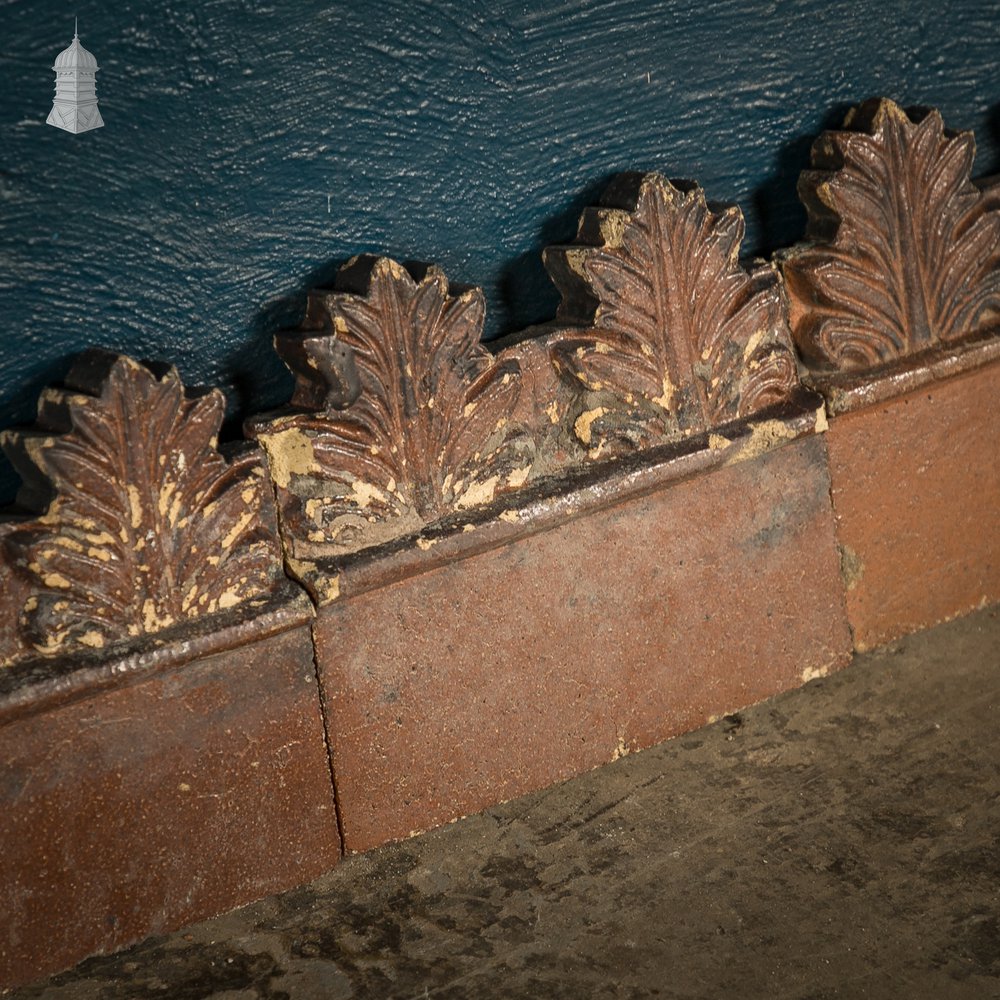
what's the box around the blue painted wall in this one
[2,0,999,501]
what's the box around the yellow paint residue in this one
[499,510,519,524]
[157,480,176,520]
[351,479,389,508]
[564,248,588,277]
[85,530,117,548]
[304,497,327,523]
[611,733,631,762]
[141,598,171,632]
[218,589,240,610]
[221,511,254,549]
[742,328,766,361]
[801,665,829,683]
[78,630,105,649]
[574,407,607,446]
[415,537,437,551]
[260,427,318,490]
[708,433,731,451]
[651,374,676,411]
[127,484,143,530]
[735,419,798,462]
[597,209,628,248]
[506,465,531,489]
[814,404,829,434]
[455,475,500,510]
[545,401,560,425]
[168,494,183,527]
[286,557,314,580]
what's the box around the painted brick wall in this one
[2,0,998,501]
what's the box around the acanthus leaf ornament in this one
[0,351,283,664]
[544,172,799,454]
[254,256,533,559]
[781,98,1000,371]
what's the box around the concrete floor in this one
[11,606,1000,999]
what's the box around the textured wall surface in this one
[2,0,999,501]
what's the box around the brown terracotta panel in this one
[824,357,1000,650]
[0,620,340,991]
[316,434,851,853]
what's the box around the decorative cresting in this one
[782,98,1000,371]
[250,256,535,563]
[0,351,284,665]
[544,172,800,454]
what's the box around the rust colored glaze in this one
[291,391,826,607]
[824,357,1000,651]
[249,173,805,579]
[249,256,537,568]
[0,351,286,667]
[782,98,1000,372]
[0,593,340,991]
[0,581,310,726]
[545,172,800,454]
[809,336,1000,416]
[316,432,851,853]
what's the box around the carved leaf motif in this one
[545,172,798,449]
[269,257,529,545]
[783,98,1000,371]
[0,352,281,659]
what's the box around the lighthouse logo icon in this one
[47,19,104,133]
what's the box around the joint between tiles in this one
[309,617,347,857]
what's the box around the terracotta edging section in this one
[0,355,340,990]
[0,580,312,726]
[808,335,1000,416]
[2,96,999,987]
[289,390,826,608]
[255,172,851,851]
[781,97,1000,648]
[315,424,851,852]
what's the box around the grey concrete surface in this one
[10,606,1000,999]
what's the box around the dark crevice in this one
[310,617,347,857]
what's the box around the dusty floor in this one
[11,606,1000,999]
